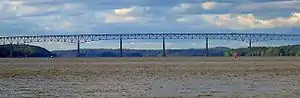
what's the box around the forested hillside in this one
[224,45,300,56]
[0,44,56,57]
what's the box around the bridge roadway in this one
[1,32,300,57]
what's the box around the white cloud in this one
[1,1,37,18]
[114,7,135,16]
[103,13,138,23]
[201,2,217,10]
[176,18,188,22]
[172,2,231,13]
[0,0,89,33]
[174,15,216,30]
[0,0,85,19]
[171,0,300,30]
[199,12,300,30]
[94,6,150,23]
[172,1,300,16]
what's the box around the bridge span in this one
[1,32,300,57]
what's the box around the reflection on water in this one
[0,76,299,97]
[150,78,297,97]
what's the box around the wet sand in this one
[0,57,300,98]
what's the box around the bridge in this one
[1,32,300,57]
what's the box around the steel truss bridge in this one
[1,32,300,57]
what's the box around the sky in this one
[1,0,300,50]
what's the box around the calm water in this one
[0,75,299,97]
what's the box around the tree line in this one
[224,45,300,56]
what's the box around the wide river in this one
[0,57,300,97]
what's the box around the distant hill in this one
[224,45,300,56]
[53,45,300,57]
[53,47,231,57]
[2,44,298,58]
[0,44,56,58]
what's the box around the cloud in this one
[201,2,217,10]
[114,7,136,16]
[0,0,91,34]
[93,6,153,24]
[100,13,138,23]
[172,1,231,14]
[174,15,220,30]
[176,18,188,22]
[0,0,85,20]
[2,0,300,50]
[199,12,300,30]
[1,1,36,18]
[233,1,300,12]
[172,0,300,15]
[171,0,300,31]
[1,0,300,36]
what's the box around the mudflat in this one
[0,57,300,98]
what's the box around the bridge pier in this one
[206,37,209,56]
[9,42,13,57]
[249,40,252,56]
[76,38,80,57]
[120,37,123,57]
[162,37,166,57]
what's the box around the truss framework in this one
[1,32,299,44]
